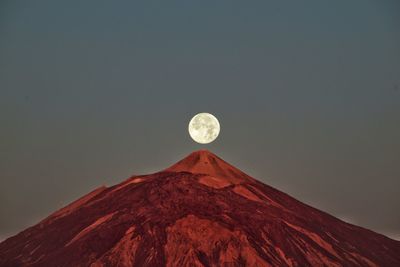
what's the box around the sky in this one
[0,0,399,241]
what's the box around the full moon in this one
[188,113,220,144]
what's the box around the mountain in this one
[1,150,399,267]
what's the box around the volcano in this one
[1,150,399,267]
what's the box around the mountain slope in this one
[1,150,399,267]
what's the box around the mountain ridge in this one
[1,150,399,267]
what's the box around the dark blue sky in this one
[1,0,399,240]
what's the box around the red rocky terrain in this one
[1,150,400,266]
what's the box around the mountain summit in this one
[1,150,399,267]
[166,150,253,184]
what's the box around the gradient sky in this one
[1,1,399,241]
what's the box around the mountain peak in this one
[183,149,216,159]
[165,150,251,183]
[2,151,400,266]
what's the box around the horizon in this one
[1,148,399,242]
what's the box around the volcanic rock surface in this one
[1,150,400,267]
